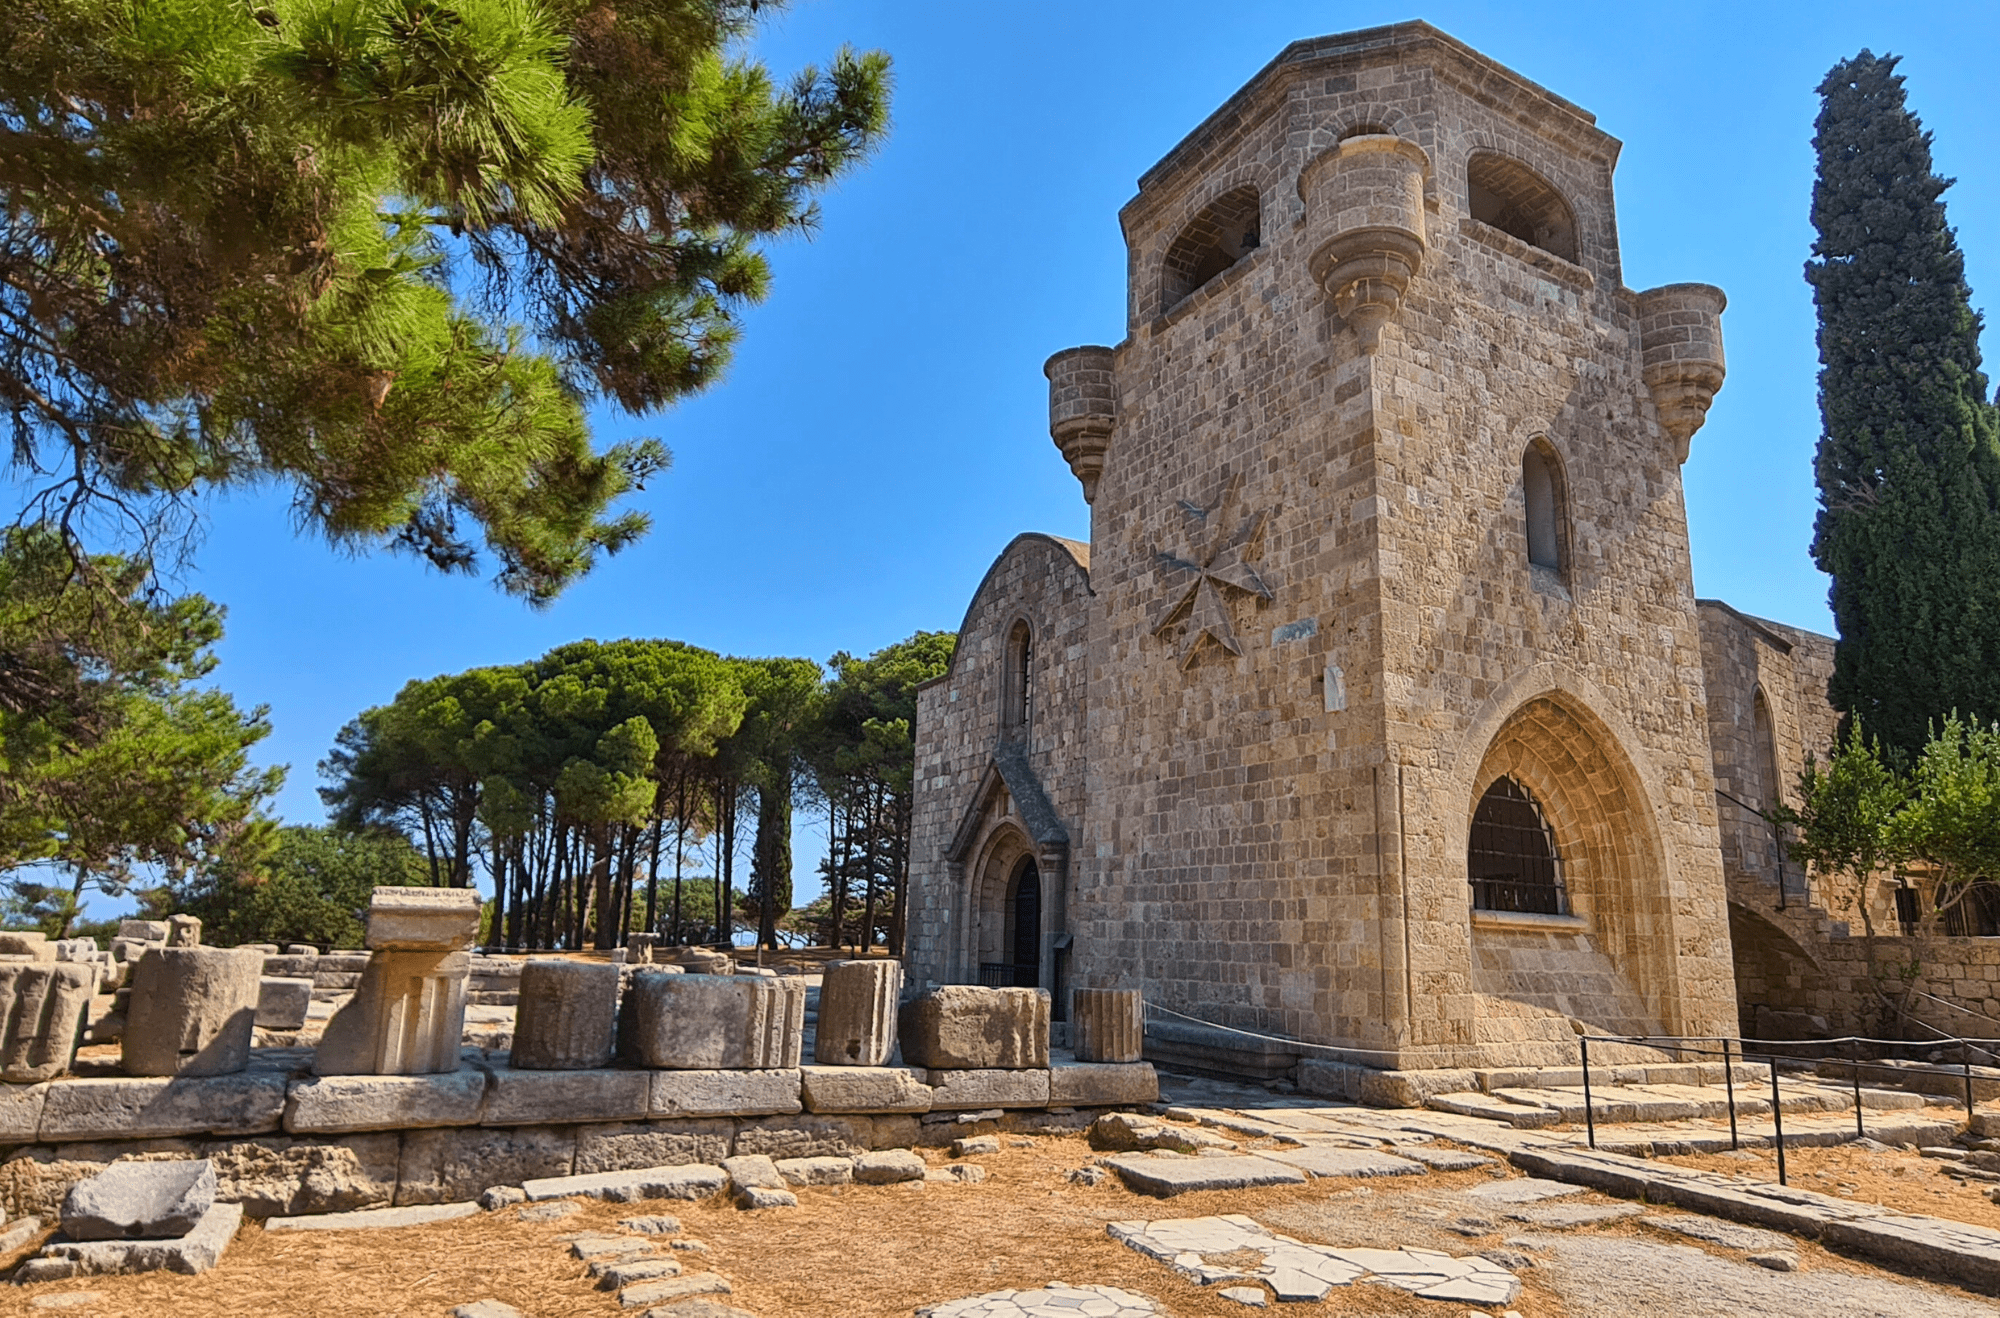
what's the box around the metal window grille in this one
[978,963,1016,987]
[1468,776,1567,915]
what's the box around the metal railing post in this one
[1723,1036,1738,1151]
[1769,1057,1787,1186]
[1581,1034,1596,1150]
[1852,1038,1864,1140]
[1967,1041,1978,1120]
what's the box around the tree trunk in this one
[752,778,792,950]
[717,778,735,949]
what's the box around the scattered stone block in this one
[1088,1112,1235,1154]
[814,959,901,1066]
[312,949,470,1076]
[62,1159,216,1240]
[0,963,95,1082]
[619,1213,682,1234]
[1506,1201,1644,1228]
[1050,1061,1157,1107]
[951,1134,1000,1156]
[853,1150,926,1184]
[648,1068,801,1119]
[620,973,803,1070]
[26,1200,241,1275]
[520,1164,727,1204]
[120,948,262,1077]
[1749,1250,1799,1272]
[720,1154,783,1188]
[619,1272,731,1308]
[1397,1145,1495,1171]
[735,1184,797,1209]
[898,986,1049,1069]
[29,1293,104,1310]
[593,1256,682,1286]
[649,1303,757,1318]
[800,1064,932,1114]
[511,959,619,1070]
[1639,1213,1794,1253]
[200,1131,401,1217]
[928,1068,1051,1110]
[626,934,659,965]
[395,1126,576,1206]
[1218,1286,1268,1307]
[264,1201,478,1231]
[0,1213,43,1253]
[926,1163,987,1183]
[284,1067,489,1134]
[1264,1146,1427,1178]
[1103,1154,1308,1196]
[0,932,54,960]
[775,1156,853,1186]
[165,915,201,948]
[917,1284,1163,1318]
[39,1072,287,1140]
[364,886,481,951]
[1071,988,1143,1063]
[732,1114,872,1159]
[450,1303,523,1318]
[517,1201,581,1223]
[479,1185,526,1210]
[484,1065,650,1126]
[255,976,313,1030]
[572,1232,656,1260]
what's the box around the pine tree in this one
[1806,51,2000,757]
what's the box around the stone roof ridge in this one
[1696,598,1832,653]
[1133,20,1602,198]
[920,531,1094,692]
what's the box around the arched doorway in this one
[1009,859,1041,988]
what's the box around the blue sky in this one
[176,1,1999,912]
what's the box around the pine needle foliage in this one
[0,0,891,603]
[1806,51,2000,756]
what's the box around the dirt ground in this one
[0,1134,1993,1318]
[1658,1140,2000,1229]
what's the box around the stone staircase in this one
[1423,1061,1938,1130]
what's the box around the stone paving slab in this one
[1394,1144,1496,1171]
[1506,1201,1646,1228]
[1464,1177,1586,1205]
[1642,1213,1796,1253]
[523,1164,728,1203]
[266,1201,477,1231]
[17,1201,242,1278]
[915,1283,1163,1317]
[1102,1154,1307,1196]
[1261,1146,1427,1178]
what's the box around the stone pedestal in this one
[898,986,1049,1070]
[255,977,314,1030]
[363,887,481,951]
[1071,989,1144,1064]
[619,972,803,1069]
[165,915,202,948]
[311,886,478,1077]
[815,960,902,1066]
[121,949,263,1077]
[626,934,659,965]
[510,959,619,1070]
[0,962,95,1082]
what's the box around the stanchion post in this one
[1723,1036,1738,1151]
[1770,1057,1787,1186]
[1852,1039,1864,1140]
[1967,1041,1977,1121]
[1581,1035,1596,1150]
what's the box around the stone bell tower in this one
[911,21,1740,1073]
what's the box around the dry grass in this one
[1658,1141,2000,1229]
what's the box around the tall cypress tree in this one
[1807,51,2000,758]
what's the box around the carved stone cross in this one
[1150,471,1273,667]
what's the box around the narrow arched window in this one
[1751,689,1780,811]
[1002,621,1032,737]
[1522,440,1567,576]
[1467,152,1578,264]
[1469,776,1567,915]
[1160,185,1262,314]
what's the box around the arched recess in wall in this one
[1466,692,1674,1030]
[1002,620,1032,739]
[1467,151,1578,264]
[1726,902,1833,1039]
[965,822,1036,986]
[1521,436,1570,579]
[1160,185,1262,314]
[1750,687,1780,810]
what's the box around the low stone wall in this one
[1733,925,2000,1039]
[0,1052,1155,1221]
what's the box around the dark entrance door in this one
[1011,860,1041,989]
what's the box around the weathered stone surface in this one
[574,1121,734,1174]
[511,959,619,1070]
[261,955,319,980]
[720,1153,783,1190]
[917,1284,1163,1318]
[0,1082,49,1141]
[120,948,262,1077]
[517,1200,580,1222]
[0,1213,42,1253]
[25,1200,241,1277]
[619,1272,731,1308]
[0,964,93,1083]
[165,915,201,948]
[265,1201,479,1231]
[814,959,901,1066]
[313,949,470,1076]
[899,987,1049,1070]
[284,1067,488,1134]
[951,1134,1000,1156]
[39,1073,287,1140]
[592,1255,682,1286]
[648,1069,801,1119]
[1103,1154,1307,1196]
[365,886,481,951]
[853,1149,926,1184]
[1640,1213,1797,1253]
[450,1302,523,1318]
[1396,1145,1496,1171]
[254,977,313,1030]
[520,1164,727,1204]
[395,1126,575,1206]
[1465,1177,1587,1205]
[799,1065,931,1114]
[1508,1201,1645,1228]
[620,973,803,1070]
[1264,1146,1427,1179]
[483,1065,649,1126]
[203,1134,400,1217]
[775,1155,854,1186]
[62,1158,215,1240]
[1071,989,1144,1064]
[870,1113,920,1149]
[0,932,53,960]
[927,1163,987,1184]
[1049,1061,1157,1107]
[731,1115,873,1160]
[644,1301,758,1318]
[619,1213,681,1234]
[927,1068,1051,1110]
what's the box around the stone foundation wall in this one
[1732,927,2000,1041]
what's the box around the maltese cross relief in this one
[1149,470,1273,668]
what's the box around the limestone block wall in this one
[907,532,1092,993]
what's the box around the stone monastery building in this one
[906,23,1845,1072]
